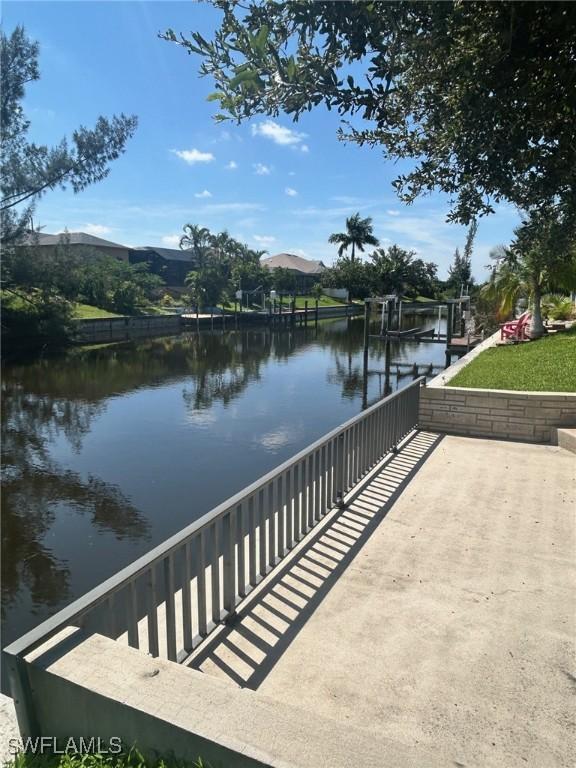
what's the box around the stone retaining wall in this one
[419,385,576,443]
[419,329,576,443]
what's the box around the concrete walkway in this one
[190,432,575,768]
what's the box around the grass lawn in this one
[449,326,576,392]
[73,303,123,320]
[292,294,348,308]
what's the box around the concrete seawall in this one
[75,305,362,343]
[74,314,182,343]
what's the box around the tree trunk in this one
[528,279,546,339]
[351,242,355,263]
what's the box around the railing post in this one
[223,510,236,621]
[335,433,346,509]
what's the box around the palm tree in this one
[328,213,379,262]
[180,224,212,268]
[482,209,576,338]
[210,230,241,264]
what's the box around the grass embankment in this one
[73,304,182,319]
[73,303,123,319]
[449,326,576,392]
[6,750,209,768]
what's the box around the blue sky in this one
[4,1,521,279]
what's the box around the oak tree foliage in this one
[163,1,576,224]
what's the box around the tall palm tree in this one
[328,213,379,262]
[180,224,212,268]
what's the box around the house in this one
[22,232,197,287]
[128,246,196,287]
[24,231,132,262]
[261,253,326,292]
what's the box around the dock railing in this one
[5,377,425,735]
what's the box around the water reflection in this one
[1,377,150,618]
[1,317,445,658]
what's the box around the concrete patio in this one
[188,432,575,768]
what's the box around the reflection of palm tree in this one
[329,213,379,262]
[182,330,270,410]
[328,356,365,400]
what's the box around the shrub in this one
[542,294,574,321]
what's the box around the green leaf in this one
[229,69,257,89]
[253,25,269,54]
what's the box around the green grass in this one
[292,294,348,308]
[5,748,210,768]
[73,303,123,320]
[449,326,576,392]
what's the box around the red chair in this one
[500,311,531,341]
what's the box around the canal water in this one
[1,315,447,659]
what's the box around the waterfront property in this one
[4,317,575,767]
[22,232,197,286]
[261,253,326,292]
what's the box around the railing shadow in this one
[187,430,443,690]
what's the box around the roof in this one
[25,231,128,250]
[262,253,326,275]
[23,232,194,263]
[136,246,195,263]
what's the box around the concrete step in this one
[557,428,576,454]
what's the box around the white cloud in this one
[171,148,214,165]
[257,425,297,451]
[161,234,181,247]
[386,209,400,216]
[254,163,272,176]
[253,234,276,245]
[225,160,238,170]
[251,120,307,148]
[300,144,309,153]
[82,223,112,236]
[285,187,297,197]
[194,190,212,199]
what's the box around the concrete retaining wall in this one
[74,315,182,343]
[419,331,576,443]
[316,304,361,319]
